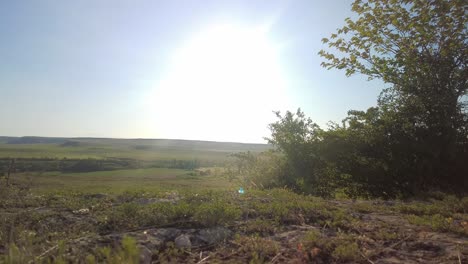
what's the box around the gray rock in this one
[138,245,152,264]
[196,227,232,245]
[139,235,164,251]
[72,208,90,215]
[174,234,191,249]
[148,228,181,241]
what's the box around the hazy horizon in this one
[1,1,385,143]
[0,135,270,144]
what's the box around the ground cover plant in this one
[0,180,467,263]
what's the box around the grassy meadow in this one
[14,168,236,194]
[0,137,466,263]
[0,137,269,161]
[0,137,265,194]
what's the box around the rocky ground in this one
[1,187,467,263]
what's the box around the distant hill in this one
[4,136,67,144]
[60,140,82,147]
[1,136,271,153]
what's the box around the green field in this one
[14,168,236,194]
[0,138,268,179]
[0,137,255,194]
[0,137,269,161]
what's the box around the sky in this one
[0,0,385,143]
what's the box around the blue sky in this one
[0,0,385,143]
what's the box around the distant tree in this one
[266,109,339,196]
[230,151,257,175]
[226,150,291,191]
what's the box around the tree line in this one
[232,0,467,198]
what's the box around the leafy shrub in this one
[96,236,140,264]
[234,235,279,263]
[407,214,451,232]
[242,219,277,235]
[462,197,468,214]
[374,230,398,241]
[194,201,241,226]
[302,230,361,262]
[331,242,360,262]
[155,242,186,263]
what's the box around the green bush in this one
[332,242,360,262]
[194,201,241,226]
[96,236,140,264]
[234,235,279,263]
[407,214,451,232]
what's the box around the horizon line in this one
[0,135,270,145]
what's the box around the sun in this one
[149,23,290,142]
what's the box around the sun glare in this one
[149,23,290,142]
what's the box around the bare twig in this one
[31,233,97,263]
[250,180,258,188]
[35,244,58,261]
[458,246,462,264]
[184,249,196,257]
[367,234,411,260]
[229,240,243,247]
[360,251,375,264]
[196,255,210,264]
[26,206,47,212]
[221,249,241,260]
[270,252,282,263]
[385,234,411,250]
[321,222,328,230]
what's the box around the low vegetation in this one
[0,182,466,263]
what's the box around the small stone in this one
[138,245,152,264]
[197,227,232,245]
[174,234,191,249]
[72,208,90,215]
[152,228,182,242]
